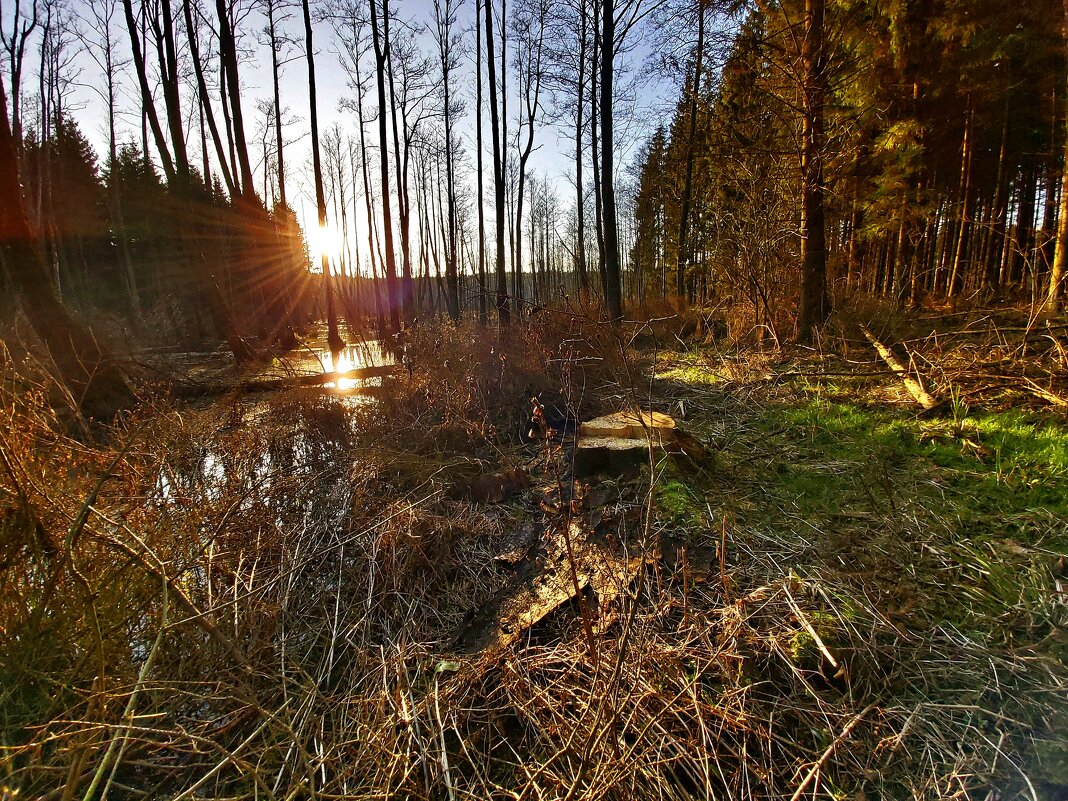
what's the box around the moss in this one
[658,365,722,385]
[787,610,840,669]
[655,471,707,531]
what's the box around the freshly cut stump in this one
[573,436,652,477]
[578,410,677,441]
[574,410,680,477]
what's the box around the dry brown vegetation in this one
[1,302,1067,800]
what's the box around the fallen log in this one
[171,364,398,398]
[452,520,649,654]
[861,325,942,411]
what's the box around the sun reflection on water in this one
[319,341,390,393]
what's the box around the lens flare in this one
[308,222,343,262]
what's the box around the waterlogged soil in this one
[138,325,395,395]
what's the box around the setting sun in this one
[307,222,343,261]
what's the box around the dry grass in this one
[1,303,1066,800]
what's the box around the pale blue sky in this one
[15,0,700,267]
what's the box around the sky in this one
[11,0,705,264]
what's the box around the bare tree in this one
[511,0,547,311]
[369,0,401,331]
[151,0,192,182]
[303,0,345,354]
[432,0,463,319]
[597,0,662,319]
[0,0,39,148]
[599,0,622,319]
[386,27,434,319]
[334,7,388,332]
[262,0,295,207]
[81,0,141,318]
[184,0,236,195]
[215,0,255,197]
[484,0,509,322]
[475,0,488,323]
[122,0,176,180]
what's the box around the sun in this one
[307,221,343,261]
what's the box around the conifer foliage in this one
[631,0,1067,337]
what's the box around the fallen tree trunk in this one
[861,325,941,411]
[171,364,399,398]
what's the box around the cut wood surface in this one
[579,410,677,439]
[861,325,942,411]
[574,410,709,476]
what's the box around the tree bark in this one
[183,0,236,195]
[267,0,287,208]
[121,0,175,182]
[476,0,488,324]
[675,0,704,300]
[434,0,460,320]
[599,0,621,320]
[215,0,255,198]
[302,0,344,355]
[794,0,828,341]
[485,0,510,323]
[574,0,588,295]
[513,1,546,316]
[369,0,401,331]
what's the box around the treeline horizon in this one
[1,0,1066,386]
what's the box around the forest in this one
[1,0,1067,798]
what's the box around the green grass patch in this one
[653,462,709,532]
[752,398,1068,522]
[657,365,723,386]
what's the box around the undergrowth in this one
[0,303,1066,800]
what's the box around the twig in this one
[861,325,942,410]
[789,705,875,801]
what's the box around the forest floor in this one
[1,303,1067,799]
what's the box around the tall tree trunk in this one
[122,0,175,182]
[514,5,545,317]
[987,106,1010,294]
[1047,129,1068,309]
[385,23,414,319]
[216,0,255,198]
[1012,166,1038,288]
[155,0,189,182]
[3,1,39,151]
[303,0,344,355]
[485,0,509,323]
[574,0,588,295]
[476,0,488,324]
[267,0,287,208]
[591,3,606,299]
[948,102,974,298]
[369,0,401,332]
[599,0,621,320]
[435,0,460,320]
[794,0,828,341]
[675,0,704,300]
